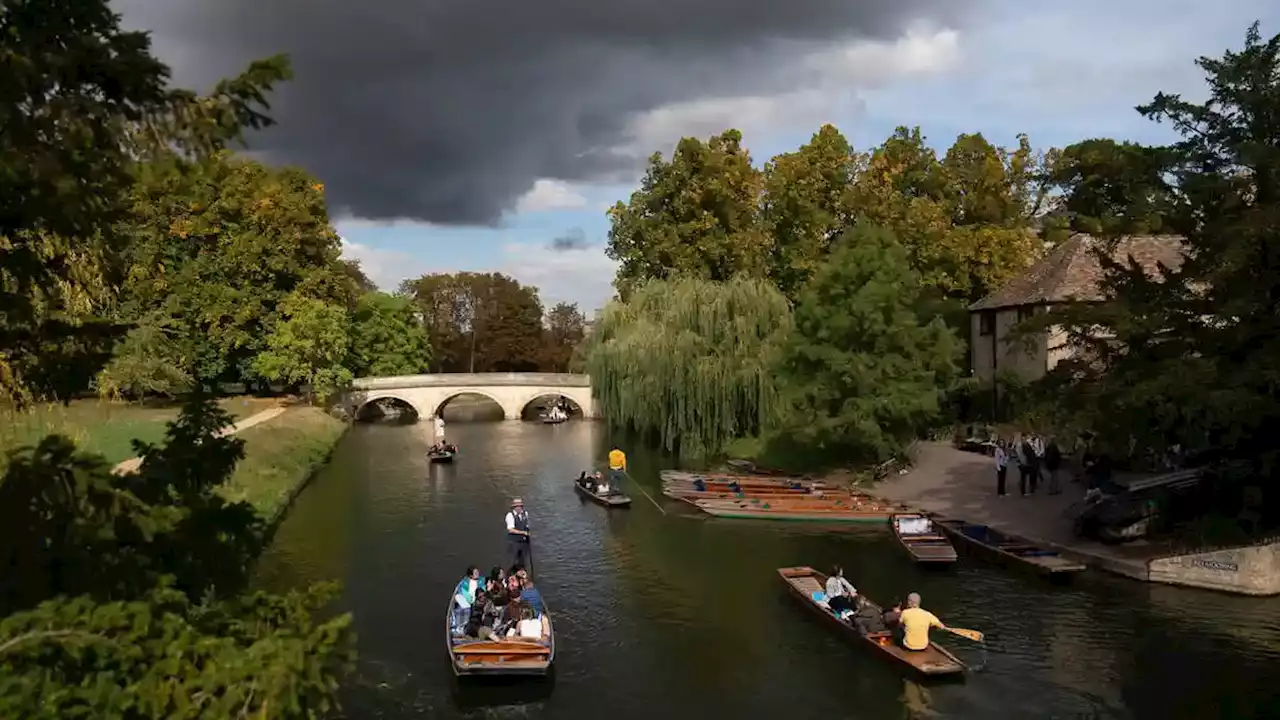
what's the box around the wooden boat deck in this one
[936,519,1086,575]
[777,567,966,678]
[575,481,632,507]
[892,514,958,564]
[447,597,555,676]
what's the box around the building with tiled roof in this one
[969,233,1187,384]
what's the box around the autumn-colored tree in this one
[540,302,587,372]
[401,272,545,372]
[762,124,859,297]
[606,130,769,297]
[113,152,353,387]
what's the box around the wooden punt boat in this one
[661,487,821,502]
[694,497,895,522]
[891,513,958,565]
[935,519,1085,577]
[659,470,820,487]
[573,479,632,507]
[446,595,555,677]
[777,566,966,678]
[428,450,456,464]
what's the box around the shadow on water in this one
[258,421,1280,720]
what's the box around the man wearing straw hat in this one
[504,497,532,571]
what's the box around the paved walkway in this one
[111,406,288,475]
[863,442,1169,580]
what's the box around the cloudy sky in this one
[114,0,1277,313]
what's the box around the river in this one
[254,420,1280,720]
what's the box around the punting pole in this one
[623,470,667,515]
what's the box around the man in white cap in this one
[504,497,532,570]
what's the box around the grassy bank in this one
[220,406,347,522]
[0,396,280,470]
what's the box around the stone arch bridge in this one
[344,373,596,421]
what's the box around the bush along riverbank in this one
[220,405,348,527]
[0,395,354,718]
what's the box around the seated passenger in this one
[882,600,903,630]
[516,606,543,639]
[519,577,545,617]
[465,589,499,639]
[497,599,523,637]
[852,598,887,636]
[453,565,481,631]
[824,566,858,617]
[487,567,509,605]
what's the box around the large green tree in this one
[606,130,769,297]
[769,224,961,466]
[1046,138,1174,236]
[1050,23,1280,475]
[0,0,290,403]
[114,152,353,387]
[348,291,432,377]
[400,272,544,372]
[586,276,792,457]
[252,294,354,401]
[762,124,859,297]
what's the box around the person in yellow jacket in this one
[607,448,627,485]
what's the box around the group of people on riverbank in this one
[452,563,548,641]
[993,431,1126,498]
[822,566,947,652]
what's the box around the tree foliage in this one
[0,0,290,404]
[768,224,962,467]
[1047,138,1174,236]
[400,272,545,372]
[253,294,354,400]
[541,302,587,372]
[348,291,432,377]
[0,395,353,716]
[1048,22,1280,476]
[606,130,769,297]
[586,276,792,458]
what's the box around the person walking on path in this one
[994,440,1009,497]
[1044,438,1064,495]
[608,447,627,486]
[504,497,532,572]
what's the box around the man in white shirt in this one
[433,414,446,445]
[504,497,532,571]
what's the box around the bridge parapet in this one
[345,372,596,421]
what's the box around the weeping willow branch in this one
[586,276,792,458]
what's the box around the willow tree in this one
[586,276,792,458]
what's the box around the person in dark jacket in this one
[1044,438,1064,495]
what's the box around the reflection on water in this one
[255,422,1280,720]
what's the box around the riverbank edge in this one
[222,406,350,540]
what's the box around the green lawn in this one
[219,406,347,520]
[0,396,281,468]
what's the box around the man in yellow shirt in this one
[607,448,627,485]
[899,592,946,651]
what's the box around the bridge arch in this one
[432,389,512,420]
[517,388,593,419]
[353,392,426,422]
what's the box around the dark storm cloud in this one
[114,0,961,224]
[548,228,590,252]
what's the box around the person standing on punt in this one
[607,447,627,487]
[505,497,532,571]
[899,592,947,652]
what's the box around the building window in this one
[979,311,995,336]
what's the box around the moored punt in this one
[574,479,632,507]
[428,450,456,464]
[891,513,958,565]
[659,469,821,486]
[935,519,1086,577]
[661,486,820,502]
[777,566,966,678]
[447,596,555,677]
[694,497,896,522]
